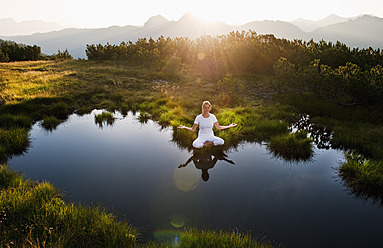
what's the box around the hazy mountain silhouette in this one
[0,18,67,36]
[311,15,383,48]
[1,14,381,59]
[238,20,308,40]
[291,14,351,32]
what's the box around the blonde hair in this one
[201,101,212,112]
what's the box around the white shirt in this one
[194,113,218,137]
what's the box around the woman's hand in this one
[229,123,238,128]
[178,123,197,132]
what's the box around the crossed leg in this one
[192,136,224,148]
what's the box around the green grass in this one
[41,116,62,131]
[0,128,30,162]
[137,111,151,124]
[331,122,383,160]
[338,153,383,205]
[94,111,116,127]
[0,165,138,248]
[268,131,314,162]
[0,165,277,248]
[177,228,275,248]
[0,114,32,129]
[2,59,383,246]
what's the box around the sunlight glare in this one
[192,11,222,23]
[173,166,200,192]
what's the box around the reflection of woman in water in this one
[179,148,235,181]
[177,101,237,148]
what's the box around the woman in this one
[178,101,237,148]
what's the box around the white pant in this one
[192,135,224,148]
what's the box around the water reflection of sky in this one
[9,110,383,248]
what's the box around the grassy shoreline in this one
[1,59,383,246]
[0,165,275,247]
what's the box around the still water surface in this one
[9,110,383,248]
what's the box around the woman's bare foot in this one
[203,141,214,147]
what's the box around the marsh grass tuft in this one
[0,114,32,129]
[338,153,383,205]
[332,122,383,160]
[0,128,30,161]
[50,102,71,119]
[94,111,116,127]
[178,228,275,248]
[120,102,130,116]
[268,131,314,162]
[41,116,62,131]
[137,112,151,124]
[0,165,24,189]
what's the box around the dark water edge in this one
[8,110,383,248]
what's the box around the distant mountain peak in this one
[144,14,170,28]
[178,13,201,23]
[0,18,65,36]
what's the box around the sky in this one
[1,0,383,28]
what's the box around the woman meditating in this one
[178,101,238,148]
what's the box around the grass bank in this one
[0,165,138,248]
[0,165,275,248]
[1,59,383,245]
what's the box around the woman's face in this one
[203,104,211,113]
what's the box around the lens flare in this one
[170,213,187,228]
[153,227,180,243]
[197,52,205,60]
[173,166,200,192]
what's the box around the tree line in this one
[86,30,383,106]
[0,40,73,62]
[0,40,41,62]
[85,30,382,72]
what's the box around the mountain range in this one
[0,18,70,36]
[1,14,382,59]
